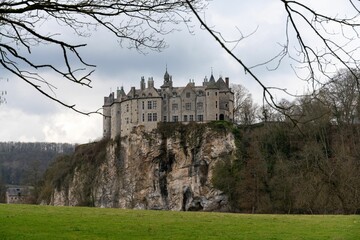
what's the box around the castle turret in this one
[161,68,173,88]
[103,92,114,139]
[202,76,209,86]
[116,86,126,100]
[205,73,220,121]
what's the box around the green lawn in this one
[0,204,359,239]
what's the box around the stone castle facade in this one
[103,69,234,139]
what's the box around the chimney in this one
[225,77,229,87]
[148,77,154,88]
[140,76,145,90]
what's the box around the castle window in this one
[196,102,203,110]
[173,116,179,122]
[172,103,178,111]
[142,113,145,122]
[216,114,218,120]
[149,93,152,97]
[197,115,203,122]
[148,113,152,122]
[153,101,157,109]
[152,113,157,121]
[126,117,129,124]
[126,104,129,112]
[173,92,177,97]
[164,94,167,98]
[147,101,153,109]
[185,103,191,110]
[198,91,204,96]
[190,115,194,121]
[163,116,167,122]
[184,115,188,122]
[142,101,145,110]
[215,92,218,96]
[216,101,218,108]
[207,92,209,96]
[186,92,190,98]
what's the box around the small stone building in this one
[6,186,32,204]
[103,69,234,139]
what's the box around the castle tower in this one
[216,77,233,121]
[103,92,114,139]
[205,73,220,121]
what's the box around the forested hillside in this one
[212,122,360,214]
[0,142,75,186]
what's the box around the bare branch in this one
[0,0,205,114]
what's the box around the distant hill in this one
[0,142,75,185]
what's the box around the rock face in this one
[51,124,235,211]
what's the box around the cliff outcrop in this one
[46,123,235,211]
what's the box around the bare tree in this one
[0,0,204,113]
[258,104,285,123]
[186,0,360,115]
[232,84,257,125]
[323,69,360,125]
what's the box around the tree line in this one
[0,142,75,186]
[213,69,360,214]
[233,69,360,126]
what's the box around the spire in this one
[164,65,170,82]
[209,70,215,83]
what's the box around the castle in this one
[103,69,234,139]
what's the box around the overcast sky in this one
[0,0,356,143]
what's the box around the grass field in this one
[0,204,359,239]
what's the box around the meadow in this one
[0,204,359,239]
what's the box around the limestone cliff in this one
[49,123,235,211]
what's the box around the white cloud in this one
[0,104,101,143]
[42,111,102,143]
[0,106,45,142]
